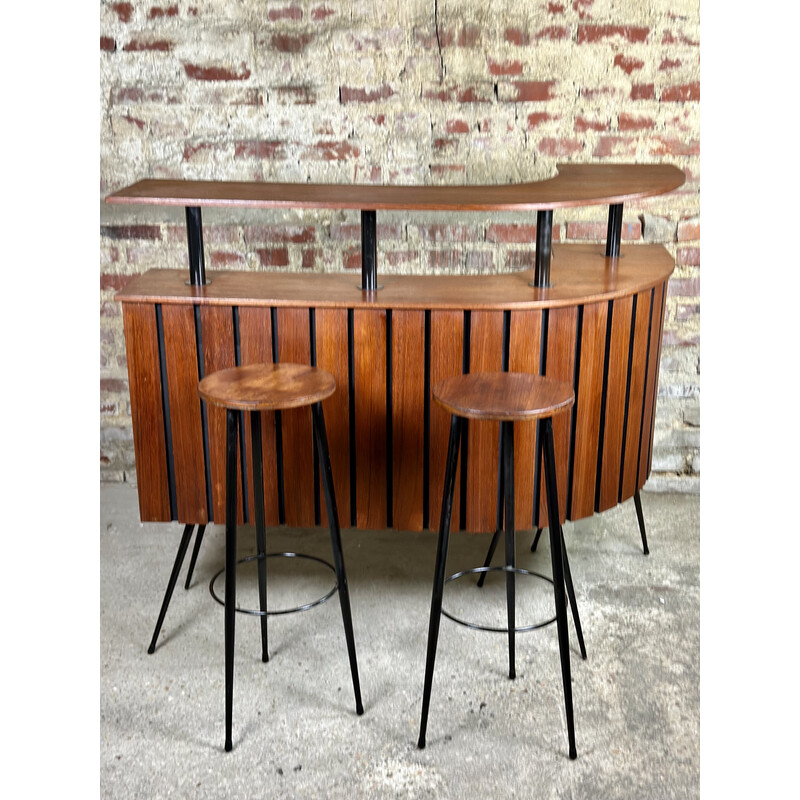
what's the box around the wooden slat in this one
[508,309,542,530]
[466,311,504,533]
[570,301,608,520]
[429,310,463,531]
[391,310,426,532]
[638,282,666,488]
[238,306,279,526]
[315,308,351,529]
[646,281,669,480]
[353,309,388,529]
[276,307,315,528]
[621,290,652,500]
[161,304,207,523]
[200,306,243,524]
[122,303,171,521]
[598,295,634,512]
[538,305,578,527]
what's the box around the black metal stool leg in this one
[633,489,650,555]
[418,414,461,749]
[530,526,543,552]
[312,403,363,716]
[250,411,269,663]
[560,532,587,660]
[502,421,516,680]
[477,428,504,588]
[147,523,195,654]
[542,417,577,759]
[224,408,239,752]
[183,524,206,589]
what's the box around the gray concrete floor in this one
[100,484,699,799]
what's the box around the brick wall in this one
[100,0,700,494]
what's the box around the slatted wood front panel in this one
[121,282,668,531]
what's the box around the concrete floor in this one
[100,483,699,799]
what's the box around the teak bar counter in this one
[108,164,684,537]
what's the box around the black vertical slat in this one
[347,308,357,527]
[606,203,623,258]
[309,308,320,526]
[386,309,393,528]
[594,300,614,512]
[185,206,208,286]
[635,289,656,486]
[155,304,177,521]
[618,295,638,503]
[532,308,549,528]
[494,311,512,534]
[422,310,432,530]
[459,310,471,530]
[194,304,214,522]
[270,306,286,525]
[232,306,249,524]
[565,305,584,520]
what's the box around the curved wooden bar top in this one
[112,164,681,535]
[106,163,684,211]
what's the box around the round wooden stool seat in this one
[198,363,335,411]
[433,372,574,421]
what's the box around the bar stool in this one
[198,363,363,752]
[418,371,581,759]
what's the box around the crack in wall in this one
[434,0,444,80]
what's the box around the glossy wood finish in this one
[434,373,575,421]
[116,244,674,311]
[198,363,335,411]
[106,164,684,211]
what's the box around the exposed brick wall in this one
[100,0,700,493]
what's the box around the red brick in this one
[268,3,303,21]
[677,218,699,241]
[630,83,655,100]
[487,57,522,76]
[661,29,699,47]
[256,248,290,267]
[340,84,395,103]
[416,224,476,243]
[573,0,595,18]
[575,115,609,132]
[121,113,146,130]
[527,112,557,129]
[566,221,640,240]
[101,401,118,416]
[274,85,317,105]
[619,113,655,131]
[112,3,133,22]
[660,57,682,70]
[446,119,471,134]
[667,277,700,296]
[385,250,419,267]
[549,2,566,12]
[535,26,571,40]
[101,378,128,394]
[101,224,161,241]
[428,250,462,270]
[311,6,335,21]
[344,247,361,270]
[148,5,178,19]
[210,251,247,268]
[418,25,481,49]
[302,249,317,269]
[303,140,360,161]
[101,36,116,52]
[244,225,315,244]
[430,164,466,178]
[270,33,313,52]
[433,137,457,153]
[538,137,583,157]
[183,141,219,161]
[184,62,251,81]
[123,38,172,52]
[504,28,530,46]
[234,140,287,160]
[506,80,557,102]
[593,136,638,157]
[662,82,700,102]
[648,137,700,157]
[506,250,535,270]
[578,25,650,44]
[613,54,644,75]
[676,247,700,267]
[422,84,494,103]
[486,224,537,244]
[100,274,131,291]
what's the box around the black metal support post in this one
[633,489,650,555]
[184,525,206,589]
[250,412,270,663]
[224,409,239,752]
[360,209,380,291]
[606,203,623,258]
[502,421,516,680]
[186,206,209,286]
[531,209,554,288]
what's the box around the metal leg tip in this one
[147,643,156,655]
[225,740,233,753]
[643,546,650,556]
[509,670,516,680]
[417,738,426,750]
[356,701,364,716]
[569,747,577,760]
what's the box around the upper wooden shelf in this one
[105,164,684,212]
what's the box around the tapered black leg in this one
[633,489,650,555]
[250,411,269,663]
[560,532,587,660]
[148,523,195,654]
[312,403,363,716]
[224,409,239,752]
[418,414,462,749]
[530,527,543,552]
[477,428,504,588]
[542,417,577,759]
[184,525,206,589]
[502,421,516,680]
